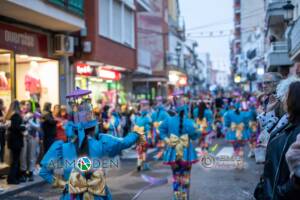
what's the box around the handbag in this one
[254,176,265,200]
[254,146,266,164]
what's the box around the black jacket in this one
[263,123,300,200]
[41,111,57,141]
[7,113,25,150]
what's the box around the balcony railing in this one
[290,17,300,60]
[269,41,289,53]
[266,40,293,67]
[47,0,84,16]
[266,0,287,10]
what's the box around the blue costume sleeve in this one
[186,119,201,140]
[159,117,169,140]
[151,111,156,122]
[206,110,214,124]
[99,132,139,157]
[193,108,198,120]
[224,111,231,128]
[39,140,64,184]
[145,115,152,133]
[162,111,170,120]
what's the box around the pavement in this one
[0,139,263,200]
[0,148,158,199]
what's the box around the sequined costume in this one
[134,107,152,171]
[159,90,201,200]
[39,88,144,200]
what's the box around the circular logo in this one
[77,157,92,172]
[200,155,215,168]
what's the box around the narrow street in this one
[5,140,262,200]
[2,0,300,199]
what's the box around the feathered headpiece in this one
[276,76,300,102]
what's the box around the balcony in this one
[266,41,293,68]
[47,0,84,16]
[290,17,300,61]
[0,0,85,32]
[265,0,287,27]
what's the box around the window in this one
[99,0,110,37]
[124,6,134,46]
[112,0,122,42]
[99,0,135,48]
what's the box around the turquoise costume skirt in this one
[163,144,198,166]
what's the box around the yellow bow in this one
[133,125,144,135]
[68,169,106,200]
[166,134,189,160]
[249,121,258,132]
[196,118,208,132]
[231,123,244,140]
[103,122,110,130]
[133,125,146,144]
[52,176,67,189]
[174,191,188,200]
[153,121,162,129]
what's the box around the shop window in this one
[0,51,12,106]
[15,55,59,107]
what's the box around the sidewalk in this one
[0,148,158,198]
[0,176,45,198]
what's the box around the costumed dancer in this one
[39,88,145,200]
[214,98,229,138]
[135,99,152,171]
[159,90,201,200]
[103,109,121,137]
[151,96,169,160]
[224,102,248,164]
[193,101,213,153]
[244,98,258,158]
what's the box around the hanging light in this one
[256,67,265,76]
[175,42,182,54]
[283,1,295,24]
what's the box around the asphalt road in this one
[4,139,263,200]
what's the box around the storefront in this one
[74,62,124,106]
[0,22,59,107]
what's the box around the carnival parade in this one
[38,86,266,200]
[2,0,300,199]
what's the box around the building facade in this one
[132,0,168,100]
[239,0,265,90]
[264,0,293,75]
[0,0,85,106]
[76,0,136,105]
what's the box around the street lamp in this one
[283,1,295,24]
[256,67,265,76]
[175,42,182,68]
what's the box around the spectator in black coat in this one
[255,80,300,200]
[5,100,25,184]
[40,102,56,154]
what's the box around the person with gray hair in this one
[256,72,283,147]
[255,78,300,200]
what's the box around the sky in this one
[180,0,233,72]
